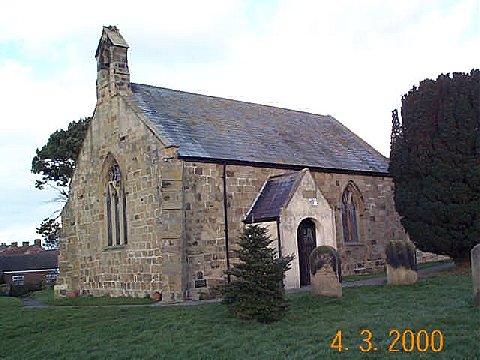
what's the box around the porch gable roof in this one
[243,171,303,224]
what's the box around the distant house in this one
[0,239,44,255]
[0,241,58,294]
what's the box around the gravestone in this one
[309,246,342,297]
[472,244,480,307]
[386,240,417,285]
[0,284,8,296]
[54,284,67,298]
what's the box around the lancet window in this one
[106,160,127,246]
[341,182,361,243]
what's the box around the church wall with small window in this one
[311,172,405,275]
[58,96,185,300]
[58,98,405,300]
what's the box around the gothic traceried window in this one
[106,160,127,246]
[341,182,361,243]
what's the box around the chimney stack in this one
[34,239,42,247]
[22,241,29,247]
[11,242,18,247]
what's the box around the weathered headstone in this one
[0,284,10,296]
[309,246,342,297]
[54,284,68,298]
[472,244,480,307]
[386,240,417,285]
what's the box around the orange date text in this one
[329,329,444,353]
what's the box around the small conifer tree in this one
[221,224,293,323]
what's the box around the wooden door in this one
[297,219,316,286]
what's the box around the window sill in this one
[344,242,364,247]
[103,245,126,251]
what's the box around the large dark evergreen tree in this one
[390,70,480,264]
[221,225,293,323]
[31,117,91,247]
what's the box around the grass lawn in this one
[1,271,478,359]
[342,260,453,282]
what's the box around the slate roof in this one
[130,83,389,174]
[0,250,58,272]
[244,172,302,223]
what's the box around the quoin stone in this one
[309,246,342,297]
[386,240,417,285]
[472,244,480,307]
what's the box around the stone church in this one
[57,26,405,301]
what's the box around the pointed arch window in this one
[106,160,128,246]
[341,183,361,244]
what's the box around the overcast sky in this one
[0,0,478,245]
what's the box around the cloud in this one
[0,222,44,245]
[0,0,478,244]
[0,190,60,244]
[0,58,93,245]
[124,0,478,156]
[0,1,244,43]
[173,0,479,155]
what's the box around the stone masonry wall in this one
[183,163,405,298]
[57,94,185,301]
[61,146,404,300]
[183,163,285,299]
[59,97,404,300]
[313,173,405,274]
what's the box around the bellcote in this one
[95,26,130,102]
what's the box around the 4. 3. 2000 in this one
[329,329,444,352]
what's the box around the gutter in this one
[3,268,58,274]
[181,160,190,299]
[276,219,282,258]
[178,155,390,178]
